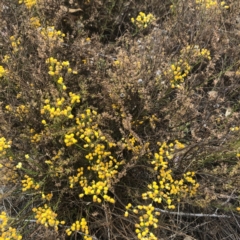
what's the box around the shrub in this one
[0,0,240,239]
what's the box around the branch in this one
[155,208,231,218]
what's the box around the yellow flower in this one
[30,17,41,27]
[57,77,63,84]
[16,162,22,169]
[41,119,47,125]
[0,66,6,77]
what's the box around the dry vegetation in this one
[0,0,240,239]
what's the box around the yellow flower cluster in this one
[148,114,158,129]
[64,133,78,146]
[67,109,125,203]
[21,175,40,191]
[199,48,211,59]
[41,192,53,201]
[5,104,29,121]
[30,17,41,28]
[66,218,92,239]
[132,115,158,129]
[5,105,12,111]
[77,145,122,202]
[0,211,22,240]
[183,171,199,196]
[32,204,65,231]
[31,132,42,143]
[131,119,144,126]
[0,66,6,78]
[19,0,37,9]
[174,140,185,149]
[75,109,99,148]
[41,27,65,42]
[80,179,114,204]
[131,12,156,29]
[181,45,211,60]
[142,140,199,203]
[230,126,239,131]
[164,45,211,88]
[142,141,199,207]
[0,137,11,158]
[164,60,191,88]
[122,135,143,154]
[46,57,77,89]
[69,167,84,188]
[10,36,21,53]
[69,92,81,104]
[125,204,160,240]
[0,212,8,231]
[16,104,29,121]
[41,100,71,118]
[124,141,199,239]
[196,0,229,10]
[41,93,80,122]
[111,104,127,118]
[16,162,22,169]
[113,60,120,66]
[2,55,10,63]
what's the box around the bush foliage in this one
[0,0,240,239]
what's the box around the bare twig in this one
[214,188,237,214]
[155,208,231,218]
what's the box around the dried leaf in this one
[208,90,218,100]
[224,71,235,77]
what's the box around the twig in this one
[214,188,236,214]
[155,208,231,218]
[103,202,111,240]
[231,211,240,229]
